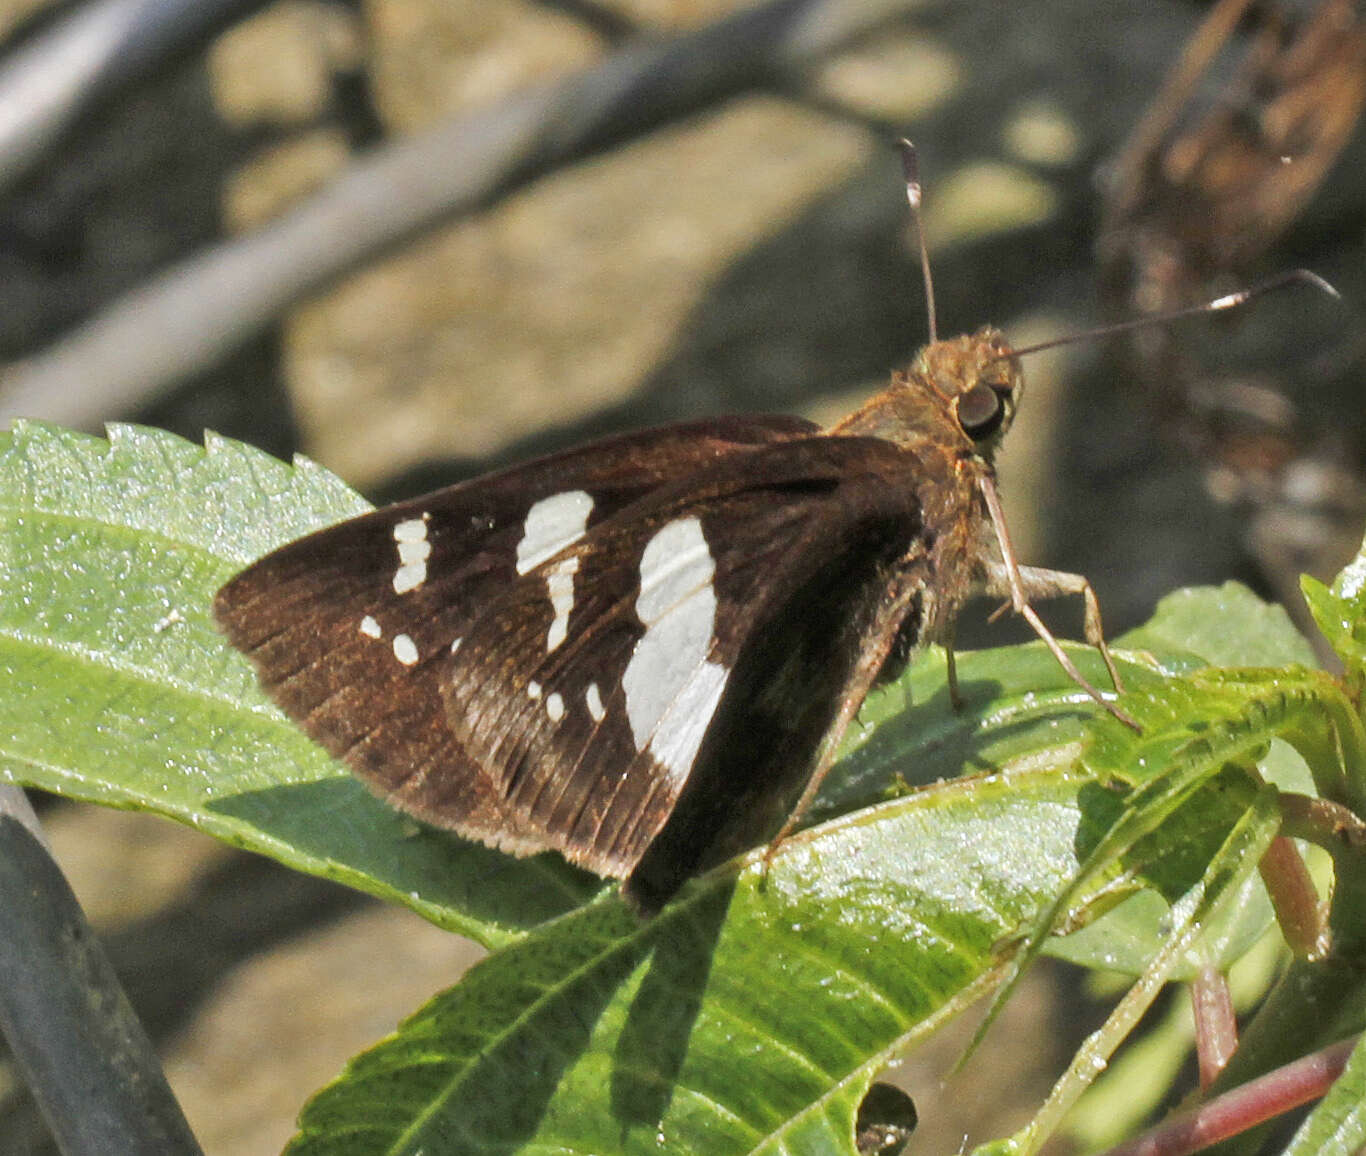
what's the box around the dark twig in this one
[0,780,51,850]
[0,0,919,430]
[0,787,203,1154]
[0,0,275,192]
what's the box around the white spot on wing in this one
[450,637,462,654]
[392,633,419,665]
[359,615,382,639]
[546,692,565,722]
[585,682,605,722]
[649,660,729,781]
[527,680,542,700]
[397,540,430,566]
[392,515,432,594]
[393,563,427,594]
[622,517,728,783]
[516,491,593,574]
[634,517,715,626]
[393,516,428,542]
[545,557,577,651]
[516,491,594,652]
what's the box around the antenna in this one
[1003,269,1340,360]
[898,139,937,343]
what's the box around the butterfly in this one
[215,143,1136,914]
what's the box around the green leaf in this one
[1046,583,1319,977]
[963,650,1364,1071]
[1048,731,1315,978]
[0,421,599,947]
[1120,581,1318,670]
[1303,529,1366,680]
[285,763,1116,1156]
[984,782,1284,1156]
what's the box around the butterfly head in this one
[913,325,1022,461]
[825,325,1022,455]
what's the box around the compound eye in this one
[958,382,1005,440]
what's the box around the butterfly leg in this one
[943,625,963,710]
[978,475,1138,730]
[1006,564,1124,692]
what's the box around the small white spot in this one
[516,491,593,652]
[546,692,565,722]
[449,637,462,654]
[527,680,542,700]
[397,539,431,566]
[545,557,577,651]
[515,491,594,574]
[393,563,427,594]
[359,615,382,639]
[392,634,419,666]
[392,516,432,593]
[585,682,605,722]
[393,516,429,543]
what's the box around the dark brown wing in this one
[438,435,931,908]
[213,416,817,858]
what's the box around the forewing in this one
[214,416,817,857]
[443,434,930,887]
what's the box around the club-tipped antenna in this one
[898,139,938,344]
[1002,269,1341,360]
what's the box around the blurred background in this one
[1,0,1363,1150]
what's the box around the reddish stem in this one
[1189,964,1237,1089]
[1103,1036,1357,1156]
[1259,835,1328,958]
